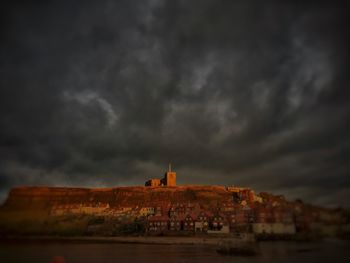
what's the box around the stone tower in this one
[162,163,176,186]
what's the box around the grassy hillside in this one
[1,185,232,211]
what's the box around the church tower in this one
[162,163,176,186]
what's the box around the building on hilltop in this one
[226,186,260,204]
[145,179,161,187]
[145,163,176,187]
[161,163,176,186]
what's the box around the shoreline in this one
[0,235,232,246]
[1,234,338,245]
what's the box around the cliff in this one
[1,185,233,211]
[0,185,346,238]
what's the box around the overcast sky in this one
[0,0,349,207]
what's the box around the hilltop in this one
[1,185,232,211]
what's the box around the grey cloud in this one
[63,90,118,127]
[0,0,349,207]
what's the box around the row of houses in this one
[49,197,345,236]
[146,202,297,235]
[146,209,296,235]
[50,202,110,215]
[50,201,341,225]
[147,211,230,234]
[145,201,345,235]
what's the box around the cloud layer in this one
[0,0,349,207]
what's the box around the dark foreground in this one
[0,239,349,263]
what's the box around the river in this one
[0,239,349,263]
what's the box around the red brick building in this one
[183,213,196,232]
[147,215,169,232]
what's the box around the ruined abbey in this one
[145,164,176,187]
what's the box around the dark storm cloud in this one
[0,0,349,207]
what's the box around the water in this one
[0,240,349,263]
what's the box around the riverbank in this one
[0,235,240,246]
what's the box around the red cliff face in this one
[1,185,233,211]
